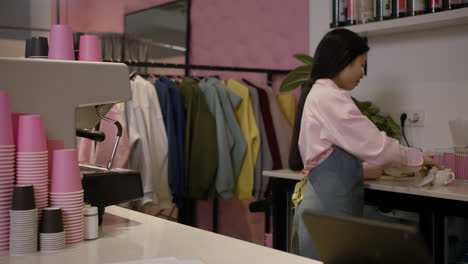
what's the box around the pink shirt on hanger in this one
[299,79,423,171]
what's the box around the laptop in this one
[301,210,432,264]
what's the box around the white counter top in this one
[263,169,468,202]
[0,205,319,264]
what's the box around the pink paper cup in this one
[0,92,14,146]
[48,24,75,60]
[47,139,64,177]
[78,35,102,62]
[50,149,82,193]
[47,139,64,151]
[11,113,28,146]
[17,115,47,152]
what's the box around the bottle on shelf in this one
[332,0,340,27]
[339,0,348,26]
[407,0,426,15]
[356,0,375,23]
[443,0,461,9]
[347,0,357,25]
[375,0,392,20]
[425,0,442,12]
[392,0,408,17]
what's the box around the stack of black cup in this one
[40,207,65,252]
[9,185,37,255]
[25,37,48,58]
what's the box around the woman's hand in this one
[423,156,444,170]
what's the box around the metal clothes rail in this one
[110,60,290,84]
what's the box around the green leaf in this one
[280,72,309,92]
[293,54,313,65]
[280,65,312,92]
[290,65,312,74]
[353,97,401,140]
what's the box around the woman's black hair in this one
[288,28,370,170]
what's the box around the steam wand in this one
[95,105,122,170]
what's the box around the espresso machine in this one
[0,57,143,223]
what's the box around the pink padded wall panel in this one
[190,0,309,70]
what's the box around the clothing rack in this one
[119,59,291,234]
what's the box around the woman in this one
[289,28,442,259]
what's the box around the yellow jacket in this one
[276,94,296,128]
[225,79,260,199]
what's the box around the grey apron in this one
[294,146,364,260]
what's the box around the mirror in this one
[124,0,187,65]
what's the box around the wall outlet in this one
[405,111,425,127]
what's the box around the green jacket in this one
[176,77,218,200]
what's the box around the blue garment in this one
[155,77,186,208]
[203,78,246,191]
[295,147,363,260]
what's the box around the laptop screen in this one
[301,211,432,264]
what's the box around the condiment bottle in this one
[83,206,99,240]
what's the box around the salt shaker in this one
[83,206,99,240]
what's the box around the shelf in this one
[343,7,468,37]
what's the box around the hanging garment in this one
[202,78,246,198]
[132,76,172,209]
[239,80,273,199]
[76,104,130,169]
[155,76,186,208]
[124,80,154,205]
[294,147,364,259]
[225,79,260,200]
[245,80,292,169]
[276,94,296,128]
[198,78,234,199]
[253,86,282,170]
[176,77,218,200]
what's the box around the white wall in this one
[309,0,331,55]
[309,0,468,152]
[0,0,50,30]
[0,0,50,57]
[351,25,468,152]
[0,39,26,57]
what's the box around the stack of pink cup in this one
[0,91,15,252]
[49,149,84,245]
[16,115,49,221]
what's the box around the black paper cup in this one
[25,39,31,58]
[73,32,84,60]
[30,37,49,58]
[40,207,63,233]
[11,184,35,210]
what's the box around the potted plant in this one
[280,54,401,140]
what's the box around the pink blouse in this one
[298,79,423,171]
